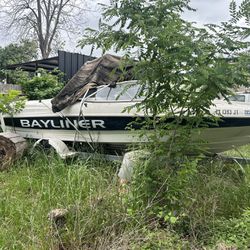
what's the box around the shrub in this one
[5,68,29,85]
[124,155,250,247]
[19,68,64,100]
[0,89,26,115]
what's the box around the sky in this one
[183,0,233,25]
[80,0,243,56]
[0,0,244,57]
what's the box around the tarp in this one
[51,54,134,112]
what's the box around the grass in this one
[1,145,250,249]
[223,144,250,158]
[0,148,126,249]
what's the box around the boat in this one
[1,80,250,154]
[0,81,144,146]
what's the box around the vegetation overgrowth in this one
[16,69,64,100]
[1,0,250,249]
[3,68,64,101]
[78,1,250,248]
[0,40,37,81]
[1,146,250,249]
[0,89,26,115]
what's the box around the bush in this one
[124,155,250,247]
[0,89,26,115]
[5,68,29,85]
[19,69,64,100]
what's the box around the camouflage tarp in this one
[51,54,133,112]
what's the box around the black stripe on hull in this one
[3,116,138,130]
[4,116,250,130]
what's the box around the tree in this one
[227,0,250,39]
[0,40,37,69]
[0,40,37,81]
[80,0,250,156]
[0,0,85,58]
[79,0,250,230]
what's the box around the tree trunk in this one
[0,132,27,170]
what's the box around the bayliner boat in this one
[1,80,250,153]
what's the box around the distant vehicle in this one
[228,92,250,103]
[2,81,250,154]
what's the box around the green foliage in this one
[225,0,250,39]
[5,68,30,85]
[18,69,64,100]
[211,209,250,249]
[229,0,250,24]
[0,40,37,81]
[80,0,250,158]
[0,40,37,69]
[125,155,200,222]
[0,148,187,249]
[0,90,26,115]
[1,1,249,249]
[1,147,250,248]
[131,228,189,249]
[0,148,124,249]
[80,3,250,248]
[123,154,250,247]
[5,68,64,100]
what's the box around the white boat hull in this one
[3,125,250,153]
[2,94,250,153]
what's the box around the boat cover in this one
[51,54,133,112]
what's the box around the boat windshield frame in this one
[82,80,143,103]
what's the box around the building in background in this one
[6,50,95,82]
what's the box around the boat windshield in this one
[91,82,144,101]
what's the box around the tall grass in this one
[1,146,250,249]
[127,154,250,248]
[0,148,126,249]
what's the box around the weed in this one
[1,146,250,249]
[0,148,125,249]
